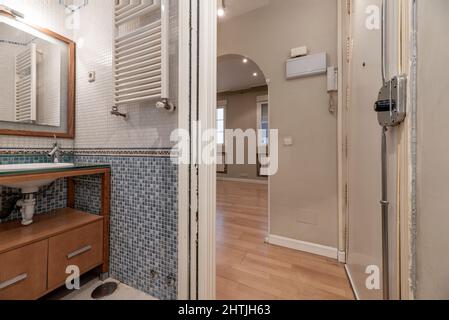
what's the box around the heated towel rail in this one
[15,43,37,123]
[114,0,172,111]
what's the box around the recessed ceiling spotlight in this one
[253,72,258,77]
[218,0,226,17]
[217,8,225,17]
[242,58,248,64]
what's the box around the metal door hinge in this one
[346,37,353,63]
[345,183,349,207]
[346,86,351,111]
[345,135,349,159]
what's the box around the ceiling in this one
[218,54,266,93]
[218,0,271,21]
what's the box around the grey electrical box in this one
[374,75,407,127]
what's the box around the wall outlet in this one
[88,71,96,83]
[284,137,294,146]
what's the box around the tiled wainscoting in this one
[0,149,178,300]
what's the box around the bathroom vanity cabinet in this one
[0,165,111,300]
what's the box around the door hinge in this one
[346,85,351,111]
[345,135,349,159]
[346,37,353,63]
[345,183,349,207]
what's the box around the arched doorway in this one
[216,54,271,299]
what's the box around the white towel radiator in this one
[14,43,37,123]
[114,0,173,112]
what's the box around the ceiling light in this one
[242,58,248,64]
[217,0,226,17]
[217,7,225,17]
[253,72,258,77]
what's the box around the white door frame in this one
[178,0,217,300]
[196,0,217,300]
[177,0,191,300]
[342,0,415,300]
[337,0,349,264]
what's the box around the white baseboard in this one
[217,177,268,185]
[267,234,338,259]
[338,250,346,263]
[344,264,360,300]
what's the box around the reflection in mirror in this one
[0,20,68,127]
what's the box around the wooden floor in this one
[216,180,354,300]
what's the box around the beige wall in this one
[416,0,449,299]
[218,0,339,247]
[217,89,268,181]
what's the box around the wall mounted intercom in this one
[327,66,338,92]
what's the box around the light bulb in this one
[217,8,225,17]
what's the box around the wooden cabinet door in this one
[0,240,48,300]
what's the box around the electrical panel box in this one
[286,52,327,80]
[374,75,407,127]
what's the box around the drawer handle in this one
[67,245,92,260]
[0,273,28,290]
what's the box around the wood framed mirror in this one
[0,7,75,139]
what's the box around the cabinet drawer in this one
[48,221,103,290]
[0,240,48,300]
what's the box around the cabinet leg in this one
[99,272,109,281]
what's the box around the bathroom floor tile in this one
[45,275,157,300]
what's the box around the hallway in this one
[216,180,354,300]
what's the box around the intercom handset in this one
[374,75,407,127]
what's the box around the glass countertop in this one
[0,163,110,176]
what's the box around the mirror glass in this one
[0,14,71,132]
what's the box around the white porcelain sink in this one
[0,163,75,193]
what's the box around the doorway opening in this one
[216,54,271,299]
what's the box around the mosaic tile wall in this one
[0,153,73,223]
[0,151,178,300]
[73,154,178,300]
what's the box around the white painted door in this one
[346,0,401,300]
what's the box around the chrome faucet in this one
[48,137,62,163]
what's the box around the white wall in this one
[218,0,339,248]
[73,0,178,149]
[416,0,449,299]
[345,0,402,300]
[0,0,178,150]
[36,40,61,127]
[0,43,16,122]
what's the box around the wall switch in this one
[291,46,308,58]
[284,137,293,146]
